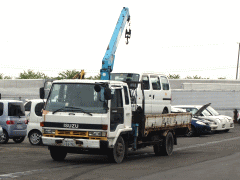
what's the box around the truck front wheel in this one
[49,147,67,161]
[108,136,125,163]
[154,132,174,156]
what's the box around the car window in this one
[160,76,170,90]
[8,103,25,116]
[142,76,150,90]
[123,86,129,105]
[111,89,123,108]
[150,76,161,90]
[35,102,44,116]
[0,103,3,116]
[201,109,212,116]
[206,106,220,116]
[24,101,32,112]
[183,108,198,114]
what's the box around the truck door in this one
[110,89,124,132]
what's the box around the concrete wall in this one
[0,79,45,102]
[169,79,240,89]
[1,79,240,117]
[171,89,240,117]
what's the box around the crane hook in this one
[125,28,131,45]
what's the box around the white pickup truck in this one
[39,79,191,163]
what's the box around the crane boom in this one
[100,7,131,80]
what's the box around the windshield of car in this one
[111,73,140,82]
[206,106,220,116]
[45,83,108,114]
[179,107,212,116]
[8,103,25,116]
[201,109,212,116]
[181,108,198,114]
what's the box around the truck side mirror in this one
[104,88,112,100]
[39,87,45,99]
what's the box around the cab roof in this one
[52,79,128,86]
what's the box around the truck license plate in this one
[63,140,75,147]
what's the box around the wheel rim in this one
[30,133,41,144]
[116,142,124,157]
[0,132,6,143]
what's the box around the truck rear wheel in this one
[154,132,174,156]
[49,147,67,161]
[108,136,125,163]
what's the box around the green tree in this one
[0,73,12,79]
[3,76,11,79]
[185,75,209,79]
[56,70,81,79]
[18,70,49,79]
[167,74,180,79]
[86,74,101,80]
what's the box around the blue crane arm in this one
[100,7,131,80]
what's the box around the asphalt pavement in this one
[1,124,240,180]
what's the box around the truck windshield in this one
[111,73,140,82]
[45,83,108,114]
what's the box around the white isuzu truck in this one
[39,79,191,163]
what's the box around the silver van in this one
[0,100,27,144]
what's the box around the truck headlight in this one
[43,129,56,134]
[88,131,107,137]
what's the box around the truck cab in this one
[41,80,133,161]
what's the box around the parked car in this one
[205,106,234,132]
[0,100,27,144]
[172,105,214,136]
[24,99,45,145]
[173,103,232,132]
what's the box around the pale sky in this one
[1,0,240,79]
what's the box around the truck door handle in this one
[153,95,155,99]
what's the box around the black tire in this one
[0,130,9,144]
[13,136,25,143]
[162,108,168,114]
[224,129,230,132]
[154,132,174,156]
[29,131,42,145]
[49,147,67,161]
[108,136,125,163]
[153,141,162,156]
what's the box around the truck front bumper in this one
[42,136,101,149]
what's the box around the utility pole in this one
[236,43,240,80]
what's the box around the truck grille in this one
[55,130,88,137]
